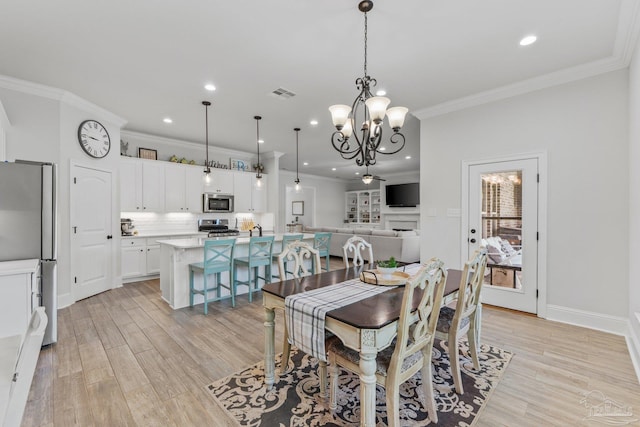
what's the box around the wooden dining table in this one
[262,264,464,427]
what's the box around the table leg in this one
[264,307,275,389]
[358,350,377,427]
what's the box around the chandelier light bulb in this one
[362,174,374,185]
[341,119,353,138]
[329,104,352,129]
[204,172,211,184]
[386,106,409,131]
[364,96,390,124]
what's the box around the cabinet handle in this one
[140,249,144,252]
[143,207,147,210]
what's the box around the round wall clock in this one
[78,120,111,158]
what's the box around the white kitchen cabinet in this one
[0,259,39,339]
[145,237,161,274]
[120,158,142,211]
[164,163,203,213]
[120,158,165,212]
[141,161,165,211]
[204,169,234,194]
[121,239,146,279]
[234,173,267,213]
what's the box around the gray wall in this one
[419,70,629,318]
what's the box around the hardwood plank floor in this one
[23,259,640,426]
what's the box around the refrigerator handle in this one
[41,163,57,260]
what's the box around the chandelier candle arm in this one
[327,0,409,168]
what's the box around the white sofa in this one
[303,226,420,263]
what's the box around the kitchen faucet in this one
[253,224,263,237]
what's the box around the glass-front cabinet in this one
[345,189,381,227]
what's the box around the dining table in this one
[262,264,466,427]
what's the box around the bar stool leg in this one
[203,273,209,315]
[189,269,195,307]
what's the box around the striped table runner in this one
[284,264,423,362]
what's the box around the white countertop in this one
[121,231,207,238]
[0,259,39,276]
[157,233,315,249]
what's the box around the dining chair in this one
[189,239,236,313]
[232,236,274,304]
[271,233,303,279]
[327,259,447,425]
[435,248,487,394]
[342,235,373,268]
[278,241,323,375]
[313,232,332,273]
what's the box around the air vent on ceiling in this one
[269,87,296,100]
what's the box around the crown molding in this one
[0,74,127,126]
[415,0,640,120]
[0,99,10,129]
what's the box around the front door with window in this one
[465,158,539,313]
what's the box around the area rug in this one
[207,340,512,426]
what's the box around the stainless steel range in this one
[198,219,240,237]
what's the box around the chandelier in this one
[329,0,408,168]
[254,116,263,188]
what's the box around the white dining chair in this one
[435,248,487,394]
[342,235,373,268]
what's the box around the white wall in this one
[278,170,347,230]
[628,33,640,376]
[419,70,629,319]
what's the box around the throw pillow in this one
[486,244,505,264]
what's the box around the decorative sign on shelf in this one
[230,158,250,172]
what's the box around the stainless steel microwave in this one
[203,193,234,213]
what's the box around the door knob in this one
[470,238,476,243]
[107,235,113,239]
[470,229,476,234]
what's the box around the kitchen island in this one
[157,233,315,309]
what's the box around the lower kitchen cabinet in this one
[122,235,199,282]
[0,259,39,339]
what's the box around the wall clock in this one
[78,120,111,158]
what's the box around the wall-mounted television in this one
[385,183,419,207]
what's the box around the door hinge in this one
[537,173,539,183]
[74,177,77,184]
[536,289,539,298]
[74,276,77,283]
[536,232,539,240]
[73,226,77,234]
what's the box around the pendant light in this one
[254,116,263,189]
[202,101,212,184]
[294,127,302,193]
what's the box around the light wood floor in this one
[23,259,640,426]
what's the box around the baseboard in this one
[628,314,640,383]
[546,304,628,336]
[57,293,74,310]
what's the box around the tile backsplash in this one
[121,212,274,235]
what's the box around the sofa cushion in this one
[397,230,417,237]
[336,228,355,234]
[355,229,373,235]
[304,226,322,232]
[371,230,397,237]
[322,227,339,232]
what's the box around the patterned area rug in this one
[207,340,512,426]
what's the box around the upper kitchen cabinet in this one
[165,163,203,213]
[234,173,267,213]
[203,169,234,194]
[120,157,165,212]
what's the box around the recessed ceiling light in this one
[163,118,173,124]
[355,172,360,175]
[204,83,216,91]
[405,155,412,159]
[379,146,386,151]
[519,35,537,46]
[332,167,336,171]
[258,139,264,144]
[310,120,318,126]
[303,162,309,166]
[376,89,386,96]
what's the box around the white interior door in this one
[72,165,113,301]
[466,158,538,313]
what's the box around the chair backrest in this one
[203,239,236,272]
[313,232,332,255]
[277,241,321,278]
[342,235,373,268]
[249,236,275,262]
[454,248,488,321]
[388,258,447,378]
[280,234,303,253]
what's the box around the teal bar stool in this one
[313,232,332,273]
[272,233,303,279]
[189,238,236,314]
[233,236,275,302]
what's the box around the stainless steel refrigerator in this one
[0,161,57,345]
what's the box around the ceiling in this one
[0,0,636,180]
